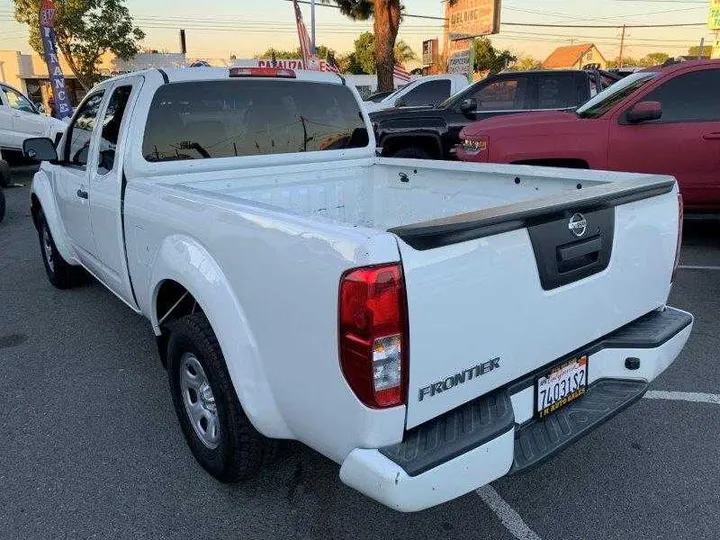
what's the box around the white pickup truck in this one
[363,73,469,113]
[25,67,693,512]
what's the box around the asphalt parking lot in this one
[1,167,718,540]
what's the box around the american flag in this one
[326,53,342,75]
[393,62,411,83]
[293,0,321,70]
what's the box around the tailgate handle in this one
[558,237,602,263]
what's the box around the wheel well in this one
[30,194,41,230]
[382,136,442,159]
[155,280,205,367]
[512,158,590,169]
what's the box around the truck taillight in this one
[339,264,408,408]
[228,67,296,78]
[672,193,683,282]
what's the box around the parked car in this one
[0,149,8,223]
[25,67,691,512]
[457,60,720,213]
[363,74,469,113]
[370,69,617,159]
[0,82,66,153]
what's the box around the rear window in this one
[142,80,368,162]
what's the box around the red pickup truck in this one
[457,60,720,212]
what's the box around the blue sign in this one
[40,0,72,120]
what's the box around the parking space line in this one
[645,391,720,405]
[477,485,542,540]
[678,265,720,271]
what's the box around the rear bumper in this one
[339,306,693,512]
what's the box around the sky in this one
[0,0,716,65]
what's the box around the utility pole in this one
[618,25,626,68]
[697,37,705,59]
[310,0,316,52]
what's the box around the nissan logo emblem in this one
[568,213,588,237]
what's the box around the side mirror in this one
[35,103,46,114]
[395,98,408,108]
[626,101,662,124]
[459,98,477,115]
[23,137,59,162]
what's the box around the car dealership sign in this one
[447,0,502,41]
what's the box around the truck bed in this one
[169,158,643,233]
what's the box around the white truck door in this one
[0,85,47,148]
[54,90,106,265]
[0,85,21,150]
[86,77,143,306]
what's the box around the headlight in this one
[461,138,487,155]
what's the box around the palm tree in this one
[321,0,401,92]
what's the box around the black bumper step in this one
[379,389,514,477]
[601,306,692,349]
[509,379,648,475]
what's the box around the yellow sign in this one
[447,0,502,40]
[710,0,720,30]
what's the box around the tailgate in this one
[390,176,678,429]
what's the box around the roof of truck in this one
[98,67,346,87]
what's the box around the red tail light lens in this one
[339,264,408,408]
[672,193,683,282]
[229,67,296,78]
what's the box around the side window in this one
[64,92,105,168]
[641,69,720,123]
[538,74,576,109]
[472,78,530,111]
[400,80,451,107]
[98,85,132,174]
[3,86,37,113]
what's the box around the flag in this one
[326,53,342,75]
[393,62,411,83]
[293,0,321,70]
[39,0,72,120]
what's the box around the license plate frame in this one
[535,356,588,419]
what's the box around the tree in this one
[257,45,335,60]
[321,0,401,92]
[471,37,517,73]
[337,52,366,74]
[353,31,376,74]
[350,31,416,75]
[14,0,145,90]
[642,52,669,66]
[509,56,543,71]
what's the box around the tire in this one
[167,313,272,482]
[37,210,83,288]
[391,147,431,159]
[0,190,5,224]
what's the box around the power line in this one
[501,21,705,28]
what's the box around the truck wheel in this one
[167,313,271,482]
[37,210,83,288]
[0,190,5,224]
[392,147,431,159]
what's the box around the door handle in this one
[702,132,720,140]
[76,189,88,199]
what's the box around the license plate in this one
[536,357,588,418]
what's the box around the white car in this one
[364,74,469,113]
[0,83,66,152]
[25,67,692,512]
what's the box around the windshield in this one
[380,86,406,103]
[576,71,657,119]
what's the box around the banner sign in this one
[709,0,720,30]
[239,58,333,71]
[448,50,471,75]
[39,0,72,120]
[447,0,502,41]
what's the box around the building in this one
[0,49,186,110]
[542,43,607,70]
